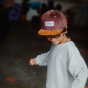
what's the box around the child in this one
[29,10,88,88]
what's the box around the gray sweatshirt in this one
[35,41,88,88]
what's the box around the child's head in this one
[46,28,69,45]
[38,10,69,45]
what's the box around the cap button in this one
[51,10,54,12]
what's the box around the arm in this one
[68,46,88,88]
[34,51,50,66]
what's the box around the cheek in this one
[56,37,63,42]
[47,38,56,42]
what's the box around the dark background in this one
[0,0,88,88]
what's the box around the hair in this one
[61,27,69,37]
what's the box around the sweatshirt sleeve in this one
[34,51,50,66]
[68,46,88,88]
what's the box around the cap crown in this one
[41,10,67,30]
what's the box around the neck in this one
[59,36,70,44]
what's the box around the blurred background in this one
[0,0,88,88]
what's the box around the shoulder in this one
[67,41,79,53]
[59,41,77,51]
[54,41,75,53]
[66,41,82,58]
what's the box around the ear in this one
[60,33,64,37]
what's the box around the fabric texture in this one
[35,41,88,88]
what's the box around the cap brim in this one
[38,29,63,36]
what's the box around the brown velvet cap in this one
[38,10,67,36]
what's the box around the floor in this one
[0,21,88,88]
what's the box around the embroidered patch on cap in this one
[45,21,54,26]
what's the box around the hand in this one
[29,58,36,66]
